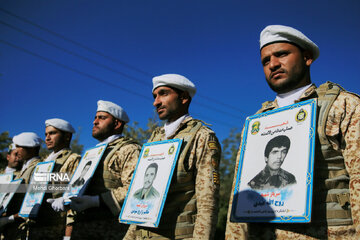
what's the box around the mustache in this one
[269,69,286,79]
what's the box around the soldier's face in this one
[152,86,185,122]
[45,126,68,152]
[265,146,288,171]
[7,149,21,169]
[261,42,313,94]
[92,112,116,141]
[143,167,156,190]
[15,146,33,162]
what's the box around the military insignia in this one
[168,144,175,155]
[84,152,88,158]
[143,148,149,158]
[251,121,260,135]
[296,108,307,122]
[208,141,218,150]
[212,170,220,185]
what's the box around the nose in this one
[269,56,281,71]
[153,96,161,107]
[93,118,98,126]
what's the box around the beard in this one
[92,121,116,141]
[266,64,309,94]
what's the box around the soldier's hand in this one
[47,197,67,212]
[69,195,99,212]
[0,215,15,228]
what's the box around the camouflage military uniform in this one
[128,117,221,239]
[71,136,140,239]
[248,166,296,190]
[28,149,81,240]
[225,83,360,239]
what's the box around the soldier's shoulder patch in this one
[208,141,218,150]
[212,170,220,185]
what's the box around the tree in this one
[123,116,160,144]
[0,131,12,169]
[215,128,242,239]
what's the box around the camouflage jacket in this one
[131,117,221,239]
[84,137,141,217]
[225,83,360,240]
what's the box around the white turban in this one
[97,100,130,123]
[8,143,16,153]
[13,132,42,147]
[152,74,196,98]
[45,118,75,133]
[260,25,320,60]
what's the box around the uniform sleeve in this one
[59,153,81,176]
[326,93,360,237]
[193,130,221,239]
[225,146,249,239]
[100,144,140,216]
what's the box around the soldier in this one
[50,100,141,239]
[226,25,360,239]
[126,74,221,239]
[248,135,296,190]
[0,143,22,176]
[24,118,81,239]
[0,132,42,238]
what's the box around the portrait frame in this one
[119,138,183,227]
[63,143,107,203]
[19,161,55,218]
[0,178,22,216]
[230,99,317,223]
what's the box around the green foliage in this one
[71,131,84,155]
[0,131,11,169]
[215,128,242,239]
[123,116,160,144]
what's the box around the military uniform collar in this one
[261,84,317,111]
[162,116,193,139]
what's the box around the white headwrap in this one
[152,74,196,98]
[260,25,320,60]
[97,100,130,123]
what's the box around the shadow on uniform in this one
[230,190,275,222]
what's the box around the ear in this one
[180,92,190,105]
[303,50,314,67]
[114,119,123,130]
[265,157,268,164]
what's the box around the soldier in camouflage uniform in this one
[0,143,22,177]
[0,132,42,239]
[26,118,81,240]
[126,73,221,239]
[226,25,360,239]
[52,100,141,239]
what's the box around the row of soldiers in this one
[1,24,360,240]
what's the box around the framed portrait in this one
[0,173,13,202]
[0,173,13,183]
[119,139,182,227]
[19,161,55,218]
[0,178,22,216]
[63,143,107,203]
[230,99,317,223]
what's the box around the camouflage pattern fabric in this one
[126,117,221,239]
[72,137,140,238]
[225,84,360,239]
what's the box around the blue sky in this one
[1,0,359,150]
